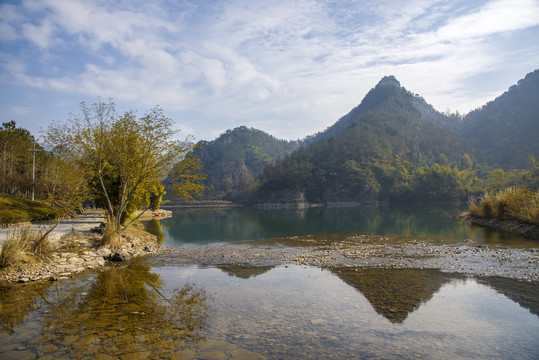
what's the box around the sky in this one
[0,0,538,142]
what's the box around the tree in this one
[0,121,41,197]
[47,100,205,239]
[486,169,507,191]
[460,154,473,170]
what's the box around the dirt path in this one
[0,209,105,244]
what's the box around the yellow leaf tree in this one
[48,100,205,240]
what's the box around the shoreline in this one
[462,214,539,240]
[149,233,538,282]
[0,209,166,284]
[1,208,538,285]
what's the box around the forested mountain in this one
[194,70,538,205]
[462,69,539,169]
[304,76,461,145]
[194,126,299,199]
[249,77,475,204]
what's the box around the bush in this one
[479,194,497,218]
[100,223,122,251]
[0,230,29,268]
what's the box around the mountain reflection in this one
[478,276,539,317]
[0,262,209,358]
[331,267,457,323]
[217,263,275,278]
[159,204,532,246]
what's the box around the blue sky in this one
[1,0,538,141]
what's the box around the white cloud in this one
[21,20,57,48]
[436,0,539,40]
[1,0,538,140]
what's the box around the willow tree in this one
[48,100,205,236]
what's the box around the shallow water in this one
[1,204,538,359]
[0,261,538,359]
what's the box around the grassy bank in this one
[468,187,539,225]
[0,194,61,225]
[0,227,54,268]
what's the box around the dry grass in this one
[0,227,55,268]
[100,224,122,251]
[468,187,539,224]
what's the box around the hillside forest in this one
[1,70,538,217]
[194,70,539,205]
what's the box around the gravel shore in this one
[2,209,537,284]
[0,209,105,244]
[0,209,165,284]
[151,233,539,282]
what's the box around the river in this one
[0,203,537,359]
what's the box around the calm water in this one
[0,263,537,359]
[155,203,532,246]
[1,204,538,359]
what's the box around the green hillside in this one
[251,77,476,204]
[462,69,539,169]
[194,126,299,199]
[196,70,538,205]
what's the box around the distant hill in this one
[194,126,299,199]
[462,69,539,169]
[252,77,475,204]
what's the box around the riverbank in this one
[2,208,538,284]
[465,215,539,240]
[150,233,539,282]
[135,209,172,221]
[0,209,165,283]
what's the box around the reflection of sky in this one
[1,264,537,359]
[156,265,539,359]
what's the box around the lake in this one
[0,204,538,359]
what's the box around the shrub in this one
[468,187,539,225]
[0,230,29,268]
[468,199,481,217]
[479,194,497,218]
[100,223,122,251]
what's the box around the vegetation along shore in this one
[1,71,538,285]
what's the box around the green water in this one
[157,203,532,246]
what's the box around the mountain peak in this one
[377,75,401,88]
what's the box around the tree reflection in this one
[15,261,209,358]
[143,219,166,244]
[217,264,275,279]
[0,281,50,334]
